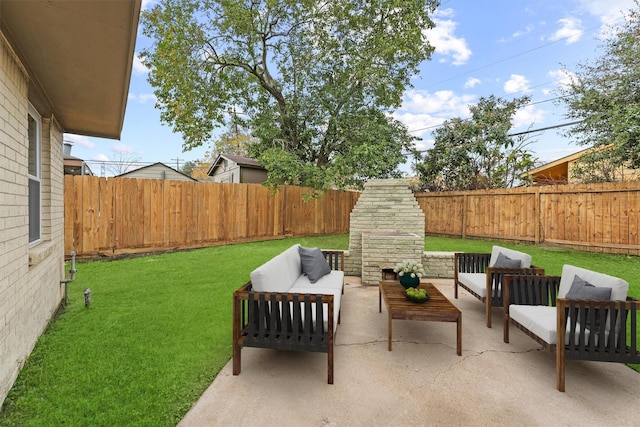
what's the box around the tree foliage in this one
[416,95,538,191]
[141,0,438,190]
[558,2,640,180]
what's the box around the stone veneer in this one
[344,179,425,285]
[422,252,456,279]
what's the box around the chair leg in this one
[503,316,510,343]
[233,343,241,376]
[486,299,492,328]
[556,347,565,392]
[328,345,334,384]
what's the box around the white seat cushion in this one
[457,272,486,297]
[510,305,557,344]
[489,245,532,268]
[510,305,603,346]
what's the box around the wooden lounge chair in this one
[503,265,640,391]
[454,246,544,327]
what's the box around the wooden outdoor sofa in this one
[503,265,640,391]
[454,246,544,327]
[233,244,345,384]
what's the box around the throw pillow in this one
[566,275,612,300]
[493,252,522,269]
[299,246,332,284]
[566,275,612,332]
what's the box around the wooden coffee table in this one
[379,280,462,355]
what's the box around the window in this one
[28,104,41,244]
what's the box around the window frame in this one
[28,103,42,245]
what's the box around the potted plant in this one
[393,259,425,289]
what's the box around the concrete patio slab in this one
[179,278,639,426]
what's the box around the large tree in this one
[416,95,538,191]
[558,2,640,180]
[141,0,438,190]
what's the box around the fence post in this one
[534,187,541,244]
[462,194,467,239]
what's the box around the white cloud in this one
[132,54,149,75]
[93,153,109,162]
[513,24,535,38]
[574,0,636,25]
[548,69,576,90]
[128,93,156,104]
[504,74,532,94]
[424,9,472,65]
[513,105,546,130]
[63,134,96,150]
[112,143,140,156]
[548,17,584,44]
[464,77,481,88]
[394,89,476,140]
[400,89,474,116]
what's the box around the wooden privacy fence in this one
[415,181,640,255]
[64,176,359,257]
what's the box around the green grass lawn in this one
[0,233,637,426]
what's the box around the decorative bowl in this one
[405,288,429,303]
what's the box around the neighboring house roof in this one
[207,154,266,176]
[523,148,590,184]
[63,154,94,176]
[115,162,197,181]
[1,0,141,139]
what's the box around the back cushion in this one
[250,245,302,292]
[558,265,628,301]
[489,245,532,268]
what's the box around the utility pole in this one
[171,157,183,170]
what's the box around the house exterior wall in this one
[240,167,267,184]
[212,160,239,183]
[0,37,65,404]
[211,159,266,184]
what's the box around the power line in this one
[412,119,583,153]
[507,120,582,137]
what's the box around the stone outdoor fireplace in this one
[344,179,425,285]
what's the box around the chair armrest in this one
[557,296,640,357]
[322,249,345,271]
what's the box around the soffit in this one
[1,0,141,139]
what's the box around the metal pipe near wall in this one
[60,251,77,304]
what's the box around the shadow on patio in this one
[179,277,639,426]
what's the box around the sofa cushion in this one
[457,273,487,298]
[510,305,598,346]
[290,270,344,294]
[558,265,628,301]
[493,252,522,269]
[510,305,557,344]
[250,244,302,292]
[299,246,332,283]
[489,245,531,268]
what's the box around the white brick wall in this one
[344,179,425,283]
[0,38,65,403]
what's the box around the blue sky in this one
[65,0,637,176]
